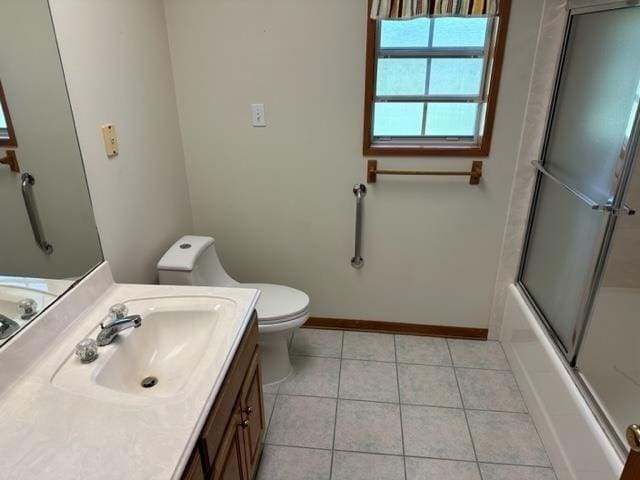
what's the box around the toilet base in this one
[258,315,308,385]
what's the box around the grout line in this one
[393,335,408,480]
[289,352,513,372]
[261,441,556,470]
[447,340,480,465]
[269,392,528,415]
[328,331,344,479]
[497,341,555,472]
[477,459,559,469]
[263,393,278,435]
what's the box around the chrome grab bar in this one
[21,173,53,255]
[531,161,635,216]
[351,184,367,269]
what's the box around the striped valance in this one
[370,0,499,20]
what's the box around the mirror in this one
[0,0,103,346]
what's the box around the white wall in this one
[0,0,102,279]
[164,0,543,328]
[49,0,193,284]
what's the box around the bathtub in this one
[500,284,623,480]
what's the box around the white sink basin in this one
[52,295,237,400]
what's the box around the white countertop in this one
[0,267,259,480]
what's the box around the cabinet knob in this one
[240,419,250,428]
[243,407,253,415]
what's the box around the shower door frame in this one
[516,1,640,457]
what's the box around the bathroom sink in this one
[51,295,237,400]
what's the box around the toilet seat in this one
[241,283,310,325]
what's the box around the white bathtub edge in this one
[500,284,623,480]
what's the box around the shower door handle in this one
[603,201,636,216]
[531,161,602,210]
[532,161,636,216]
[619,204,636,216]
[21,173,53,255]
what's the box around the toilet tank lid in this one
[157,236,214,272]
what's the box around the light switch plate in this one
[251,104,266,127]
[101,124,119,157]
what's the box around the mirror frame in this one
[0,79,18,147]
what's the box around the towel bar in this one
[0,150,19,172]
[367,160,482,185]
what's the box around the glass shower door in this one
[518,5,640,360]
[577,150,640,452]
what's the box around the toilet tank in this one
[157,235,237,287]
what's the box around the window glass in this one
[428,58,483,96]
[376,59,427,96]
[368,14,500,149]
[374,103,424,136]
[432,18,488,48]
[380,18,430,48]
[425,103,478,136]
[0,108,6,130]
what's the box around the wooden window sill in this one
[364,143,490,157]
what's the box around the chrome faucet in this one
[96,303,142,346]
[0,314,20,340]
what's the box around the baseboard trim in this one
[303,317,488,340]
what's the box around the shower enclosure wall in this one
[517,1,640,461]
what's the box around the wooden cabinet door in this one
[239,349,265,477]
[182,448,205,480]
[212,404,248,480]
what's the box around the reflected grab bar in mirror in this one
[351,184,366,269]
[21,173,53,255]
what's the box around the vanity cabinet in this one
[182,312,265,480]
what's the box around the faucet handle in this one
[109,303,128,321]
[75,338,98,363]
[18,298,38,319]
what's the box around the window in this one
[0,80,18,147]
[363,2,510,156]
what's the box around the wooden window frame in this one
[362,0,511,157]
[0,80,18,148]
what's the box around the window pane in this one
[376,59,427,96]
[429,58,483,96]
[425,103,478,136]
[432,18,488,48]
[374,102,424,136]
[380,18,430,48]
[0,108,6,129]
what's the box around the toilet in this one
[157,235,309,385]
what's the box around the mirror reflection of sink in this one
[0,285,56,319]
[0,283,58,344]
[51,296,237,400]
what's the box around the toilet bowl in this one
[157,235,309,385]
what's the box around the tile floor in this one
[257,329,557,480]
